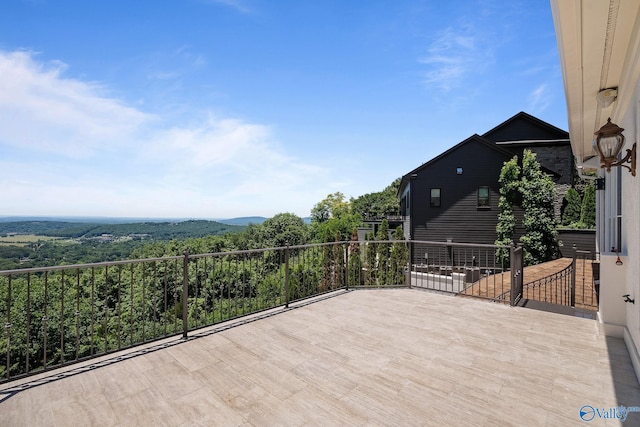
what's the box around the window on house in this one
[477,186,490,208]
[604,167,622,252]
[430,188,441,207]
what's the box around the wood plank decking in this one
[461,258,599,310]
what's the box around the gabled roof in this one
[399,134,515,194]
[482,111,569,143]
[398,127,564,196]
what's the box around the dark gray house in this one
[398,112,572,247]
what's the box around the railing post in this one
[5,275,12,380]
[284,243,290,308]
[570,244,577,307]
[509,243,515,306]
[407,240,413,288]
[182,249,189,339]
[509,243,523,307]
[344,242,349,291]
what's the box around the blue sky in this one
[0,0,567,219]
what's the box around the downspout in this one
[576,162,600,181]
[576,165,598,180]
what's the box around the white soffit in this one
[551,0,640,166]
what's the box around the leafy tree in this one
[562,188,582,226]
[390,226,408,285]
[311,192,350,223]
[310,192,361,242]
[351,178,401,220]
[348,228,364,286]
[495,156,520,264]
[259,213,309,248]
[519,150,559,265]
[320,233,345,291]
[364,232,377,286]
[496,150,559,266]
[376,219,390,284]
[580,183,596,228]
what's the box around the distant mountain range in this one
[0,216,269,225]
[0,219,245,239]
[0,216,178,224]
[0,215,311,226]
[216,216,268,226]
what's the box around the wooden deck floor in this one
[1,289,638,426]
[461,258,599,310]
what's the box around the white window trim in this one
[603,165,623,254]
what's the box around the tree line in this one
[0,219,244,239]
[0,216,409,379]
[0,182,402,271]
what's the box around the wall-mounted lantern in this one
[593,118,636,176]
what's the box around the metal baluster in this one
[60,270,65,366]
[305,246,311,295]
[236,255,241,315]
[249,253,254,314]
[117,266,122,350]
[152,261,158,339]
[227,255,231,319]
[285,245,290,308]
[90,268,95,356]
[215,255,221,324]
[43,271,49,369]
[129,264,134,346]
[26,273,31,373]
[182,250,189,339]
[76,269,81,361]
[141,262,146,343]
[5,275,12,379]
[242,254,248,314]
[173,258,179,335]
[211,257,220,325]
[163,260,168,336]
[202,257,209,325]
[194,257,199,329]
[103,265,109,353]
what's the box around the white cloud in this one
[150,116,272,168]
[0,50,327,218]
[197,0,253,14]
[417,0,528,94]
[419,24,493,92]
[527,83,552,114]
[0,50,151,157]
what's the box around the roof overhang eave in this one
[551,0,640,168]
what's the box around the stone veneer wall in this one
[529,145,574,185]
[526,144,574,223]
[554,183,571,223]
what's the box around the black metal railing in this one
[0,239,512,383]
[521,261,574,306]
[493,248,599,310]
[510,244,524,306]
[411,240,512,299]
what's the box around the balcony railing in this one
[0,240,513,383]
[490,248,599,311]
